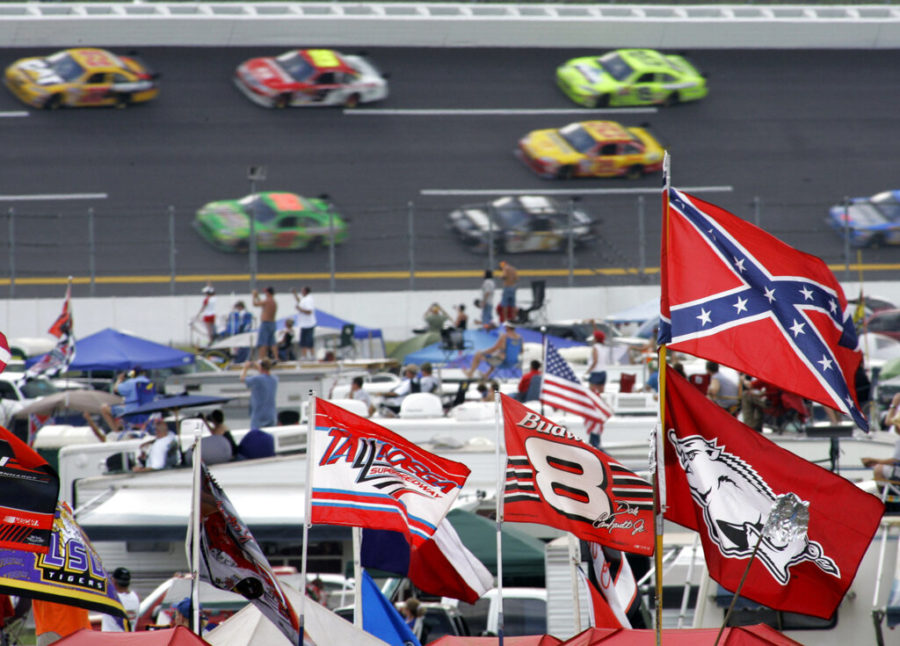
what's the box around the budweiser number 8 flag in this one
[502,395,654,555]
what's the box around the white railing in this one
[1,3,899,48]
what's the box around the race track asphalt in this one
[2,47,898,297]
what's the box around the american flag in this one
[540,340,613,427]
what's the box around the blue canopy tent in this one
[279,309,385,357]
[31,328,195,371]
[402,327,585,378]
[605,298,659,324]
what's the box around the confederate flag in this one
[659,187,867,429]
[663,369,883,619]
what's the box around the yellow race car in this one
[517,120,665,180]
[4,48,159,109]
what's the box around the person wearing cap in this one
[101,567,140,631]
[463,320,523,380]
[195,282,217,347]
[100,367,156,433]
[585,321,616,389]
[379,364,421,416]
[134,416,179,471]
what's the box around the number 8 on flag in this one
[501,394,654,556]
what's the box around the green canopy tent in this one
[388,331,442,362]
[446,509,547,588]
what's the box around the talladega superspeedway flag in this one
[190,463,300,644]
[0,425,59,554]
[0,501,126,619]
[502,394,654,556]
[311,398,471,547]
[664,369,884,619]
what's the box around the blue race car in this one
[827,190,900,248]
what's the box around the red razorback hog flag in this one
[664,370,883,618]
[502,395,654,556]
[311,398,471,547]
[659,187,867,429]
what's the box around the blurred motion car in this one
[556,48,707,108]
[447,195,595,253]
[517,120,664,180]
[4,47,158,109]
[864,309,900,342]
[193,191,348,253]
[826,190,900,248]
[234,48,388,108]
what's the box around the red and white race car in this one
[234,48,388,109]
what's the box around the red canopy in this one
[561,625,802,645]
[54,627,212,646]
[428,636,562,646]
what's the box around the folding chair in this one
[515,280,548,324]
[337,324,357,359]
[619,373,636,393]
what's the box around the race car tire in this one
[44,94,63,110]
[275,94,291,109]
[870,234,886,249]
[557,166,575,180]
[593,94,610,108]
[625,165,644,180]
[344,93,361,109]
[664,91,680,107]
[235,239,250,253]
[114,93,131,109]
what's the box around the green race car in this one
[193,191,347,252]
[556,49,708,108]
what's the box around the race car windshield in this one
[871,192,900,222]
[46,52,85,82]
[492,201,531,229]
[276,52,316,82]
[559,124,596,154]
[598,54,633,82]
[239,196,278,224]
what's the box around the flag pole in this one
[190,432,202,635]
[300,392,316,646]
[493,390,505,646]
[568,533,582,633]
[352,527,363,628]
[653,151,672,645]
[540,328,547,416]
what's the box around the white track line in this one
[345,108,657,116]
[422,186,732,196]
[0,193,108,201]
[0,111,29,118]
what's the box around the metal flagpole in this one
[300,392,316,646]
[493,390,505,646]
[190,431,202,635]
[540,329,547,416]
[653,151,673,646]
[353,527,363,628]
[568,533,582,633]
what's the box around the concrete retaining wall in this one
[1,3,899,49]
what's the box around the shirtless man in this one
[252,286,278,361]
[499,261,519,323]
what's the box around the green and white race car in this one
[193,191,347,253]
[556,49,708,108]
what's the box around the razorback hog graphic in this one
[668,431,839,585]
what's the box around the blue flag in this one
[360,570,421,646]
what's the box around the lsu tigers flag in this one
[664,370,883,619]
[502,395,654,556]
[0,502,126,620]
[311,398,470,547]
[0,425,59,553]
[659,187,867,429]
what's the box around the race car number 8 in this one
[523,436,612,523]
